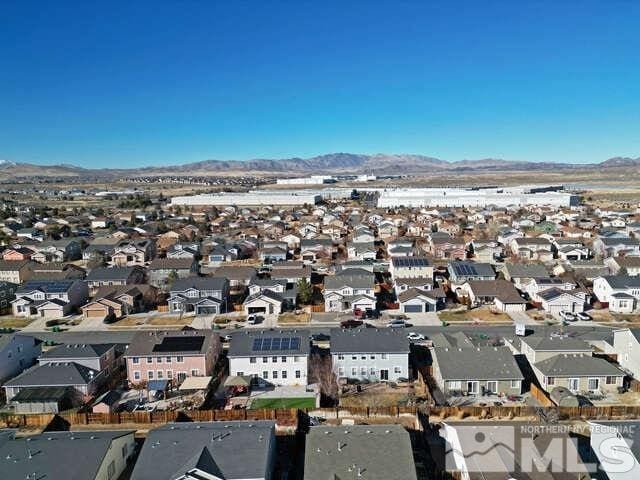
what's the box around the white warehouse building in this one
[170,191,321,206]
[377,186,578,208]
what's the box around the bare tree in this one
[309,353,339,403]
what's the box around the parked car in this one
[559,310,576,321]
[341,319,363,329]
[387,319,407,328]
[365,308,380,319]
[407,332,425,341]
[353,308,366,319]
[247,315,264,325]
[575,311,591,321]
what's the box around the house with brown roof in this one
[458,279,527,312]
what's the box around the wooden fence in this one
[530,383,555,407]
[5,403,640,431]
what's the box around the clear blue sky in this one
[1,1,639,168]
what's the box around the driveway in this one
[508,311,538,326]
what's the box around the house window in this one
[282,371,287,379]
[547,377,555,386]
[351,355,357,360]
[236,371,244,377]
[262,371,269,379]
[381,354,388,360]
[338,367,345,376]
[361,356,366,360]
[134,371,140,380]
[166,356,172,362]
[394,366,402,374]
[272,356,278,363]
[588,378,600,391]
[510,380,520,388]
[132,357,140,364]
[351,367,357,376]
[370,355,375,360]
[146,357,153,364]
[338,355,344,360]
[191,369,199,376]
[250,357,257,363]
[263,357,268,363]
[272,371,278,379]
[157,357,162,364]
[157,371,164,379]
[295,370,301,378]
[148,371,154,380]
[370,367,376,375]
[166,370,173,379]
[360,367,367,375]
[176,356,184,363]
[281,356,287,363]
[606,376,617,385]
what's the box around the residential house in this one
[389,256,433,280]
[518,335,593,364]
[30,238,82,263]
[131,421,276,480]
[532,353,624,394]
[431,346,524,397]
[300,238,334,263]
[0,259,32,284]
[458,280,527,312]
[593,275,640,312]
[501,263,549,289]
[110,239,156,267]
[85,266,145,296]
[81,284,157,321]
[212,265,256,291]
[538,288,588,314]
[610,328,640,379]
[168,276,229,315]
[0,431,135,480]
[606,256,640,276]
[1,246,33,261]
[447,260,495,285]
[166,242,200,259]
[228,329,309,386]
[11,279,88,319]
[394,277,434,295]
[593,236,640,258]
[525,277,576,303]
[38,342,117,376]
[428,234,466,259]
[324,268,376,312]
[331,327,410,382]
[304,425,417,480]
[0,280,18,312]
[510,236,553,260]
[0,333,41,384]
[147,257,198,290]
[470,239,503,263]
[243,289,284,316]
[248,279,297,310]
[125,330,220,385]
[397,287,444,313]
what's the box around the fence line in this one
[3,404,640,430]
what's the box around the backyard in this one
[249,397,316,409]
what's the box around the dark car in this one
[340,319,364,329]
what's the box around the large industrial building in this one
[276,175,334,185]
[170,191,321,207]
[376,186,578,208]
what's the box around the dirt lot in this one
[438,308,511,323]
[0,317,33,328]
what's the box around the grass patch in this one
[249,397,316,410]
[0,317,33,328]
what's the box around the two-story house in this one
[11,279,89,319]
[593,275,640,313]
[167,276,229,315]
[324,268,376,312]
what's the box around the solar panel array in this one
[453,262,478,276]
[251,337,301,352]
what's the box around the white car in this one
[407,332,425,341]
[559,310,576,321]
[387,319,407,328]
[575,312,591,321]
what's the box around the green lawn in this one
[0,317,33,329]
[249,397,316,410]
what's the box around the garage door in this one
[86,309,106,318]
[404,304,423,313]
[548,304,568,313]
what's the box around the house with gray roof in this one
[11,279,88,319]
[324,269,376,312]
[0,333,41,384]
[431,346,524,397]
[331,327,410,382]
[447,260,495,285]
[4,361,104,412]
[228,329,309,386]
[593,275,640,313]
[131,421,276,480]
[518,334,593,364]
[304,424,417,480]
[501,262,549,288]
[0,430,135,480]
[168,276,230,315]
[85,266,145,296]
[532,353,624,394]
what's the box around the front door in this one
[380,369,389,381]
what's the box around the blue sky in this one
[1,1,639,167]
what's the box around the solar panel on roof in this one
[262,338,272,351]
[271,338,281,350]
[280,338,290,349]
[290,338,300,350]
[152,336,204,353]
[252,338,262,351]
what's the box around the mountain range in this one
[0,153,639,179]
